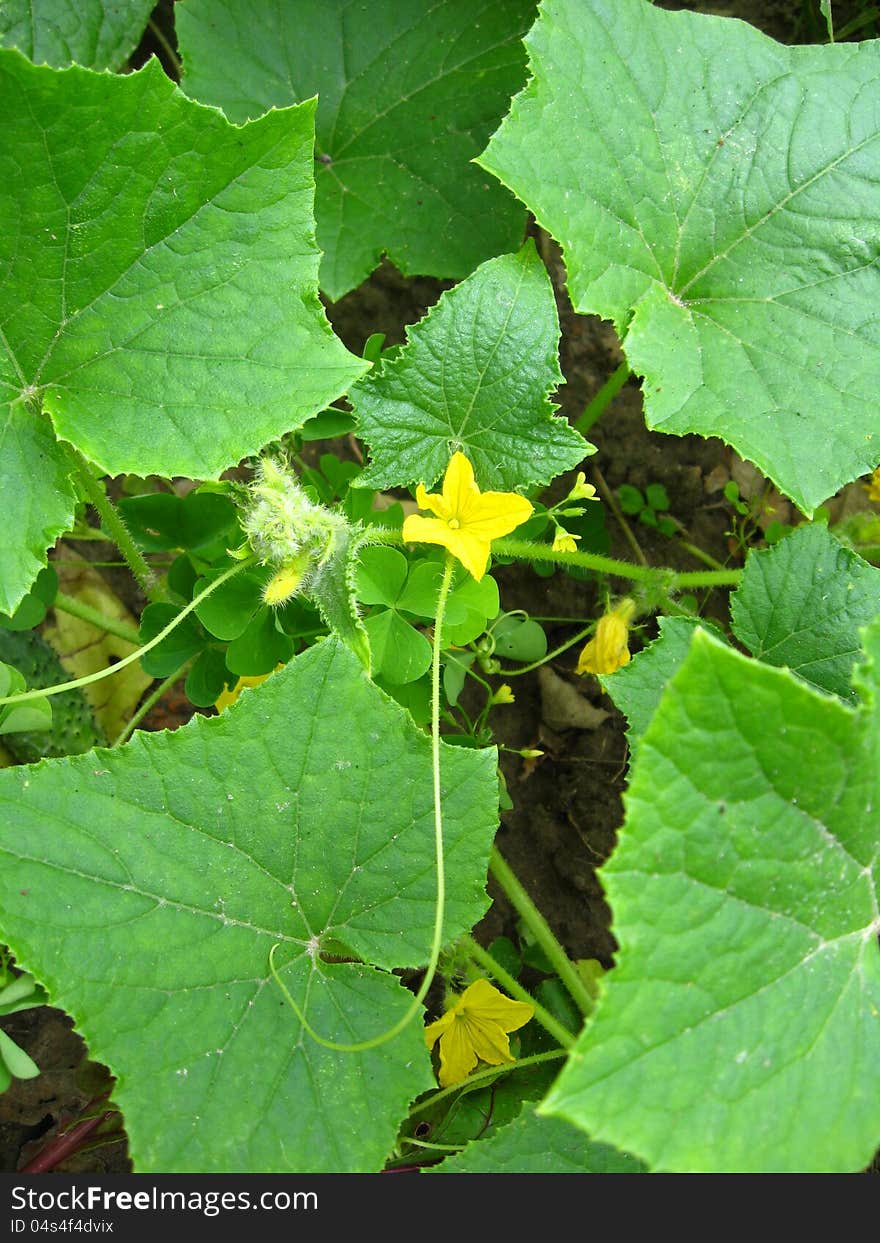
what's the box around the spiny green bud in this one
[240,457,349,603]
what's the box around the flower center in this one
[447,518,461,529]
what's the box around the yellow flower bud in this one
[262,556,309,607]
[576,598,636,676]
[552,527,581,554]
[490,683,515,705]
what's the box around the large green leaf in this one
[0,411,77,615]
[731,523,880,701]
[0,0,153,69]
[479,0,880,512]
[543,624,880,1172]
[176,0,535,299]
[351,243,588,491]
[0,51,366,612]
[432,1104,645,1173]
[605,615,725,749]
[0,638,500,1171]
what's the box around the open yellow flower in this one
[424,978,534,1087]
[576,598,636,676]
[402,452,533,581]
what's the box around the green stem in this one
[463,934,575,1049]
[114,662,191,748]
[268,555,457,1051]
[490,847,595,1018]
[590,461,648,567]
[148,17,182,76]
[53,592,141,647]
[408,1049,568,1118]
[0,558,255,708]
[574,361,630,434]
[69,448,161,601]
[370,529,743,589]
[677,539,726,571]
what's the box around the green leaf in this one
[364,610,432,686]
[0,413,77,615]
[543,625,880,1172]
[120,492,240,557]
[138,603,206,677]
[0,1028,39,1081]
[479,0,880,512]
[0,0,154,69]
[606,615,727,747]
[730,523,880,701]
[356,547,409,609]
[433,1104,645,1173]
[0,637,500,1171]
[352,243,589,492]
[194,569,267,642]
[185,648,229,709]
[644,483,670,513]
[0,697,53,736]
[0,566,58,631]
[225,607,293,677]
[0,53,366,611]
[441,575,500,647]
[176,0,536,299]
[491,616,547,663]
[397,562,446,618]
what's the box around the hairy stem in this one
[490,847,596,1018]
[575,361,631,434]
[68,448,160,601]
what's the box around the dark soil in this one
[3,0,872,1174]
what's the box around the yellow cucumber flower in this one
[576,598,636,676]
[424,978,534,1087]
[402,452,533,581]
[552,527,581,554]
[567,471,598,502]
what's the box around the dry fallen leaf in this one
[44,556,152,743]
[538,666,609,733]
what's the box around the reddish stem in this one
[19,1098,120,1174]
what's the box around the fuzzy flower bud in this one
[239,457,349,604]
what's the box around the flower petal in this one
[436,1016,480,1087]
[445,528,491,581]
[457,978,535,1032]
[461,490,534,542]
[441,451,480,517]
[415,482,446,519]
[402,513,456,556]
[424,1007,456,1050]
[460,1013,516,1067]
